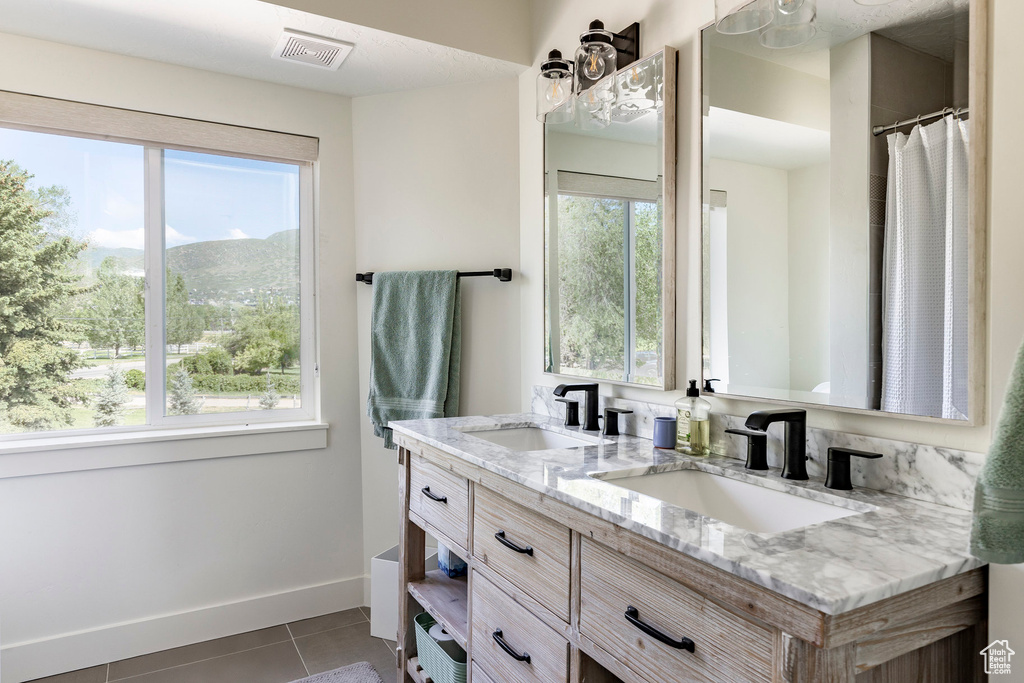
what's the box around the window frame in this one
[0,91,320,442]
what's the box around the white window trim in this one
[0,421,328,480]
[0,91,321,447]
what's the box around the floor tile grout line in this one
[36,612,371,683]
[109,637,294,682]
[286,623,310,677]
[111,615,368,681]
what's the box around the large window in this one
[0,95,315,438]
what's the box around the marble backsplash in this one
[530,386,983,511]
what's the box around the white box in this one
[371,545,437,640]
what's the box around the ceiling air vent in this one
[272,29,354,71]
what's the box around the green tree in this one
[166,269,203,353]
[167,366,201,415]
[634,200,663,355]
[93,365,130,427]
[259,375,280,410]
[234,337,283,376]
[557,195,627,374]
[553,195,663,381]
[85,257,144,358]
[0,161,87,431]
[226,297,299,374]
[33,184,77,239]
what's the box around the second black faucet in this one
[744,408,809,480]
[553,383,601,431]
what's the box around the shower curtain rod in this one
[872,106,969,137]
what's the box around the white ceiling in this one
[708,106,831,171]
[0,0,526,97]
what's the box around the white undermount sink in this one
[592,469,867,534]
[464,426,608,451]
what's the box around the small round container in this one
[653,417,677,449]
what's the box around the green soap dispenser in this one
[675,379,712,456]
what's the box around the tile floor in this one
[29,607,397,683]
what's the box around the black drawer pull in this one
[492,629,531,663]
[494,530,534,556]
[421,486,447,503]
[625,606,695,653]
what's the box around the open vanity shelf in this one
[407,570,469,650]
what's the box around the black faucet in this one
[825,447,883,490]
[744,409,808,480]
[553,383,600,431]
[724,428,769,470]
[602,407,633,436]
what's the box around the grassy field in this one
[68,406,146,429]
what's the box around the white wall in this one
[828,35,873,407]
[788,162,831,392]
[984,0,1024,656]
[352,78,522,579]
[546,131,659,180]
[522,0,1024,655]
[0,32,361,683]
[708,45,830,131]
[708,158,791,391]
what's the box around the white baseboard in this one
[1,575,368,683]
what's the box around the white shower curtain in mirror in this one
[881,117,969,419]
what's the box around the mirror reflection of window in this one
[707,191,730,388]
[552,179,662,384]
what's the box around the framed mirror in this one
[701,0,987,423]
[545,48,677,389]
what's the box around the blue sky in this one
[0,127,299,250]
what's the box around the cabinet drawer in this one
[580,538,773,683]
[473,487,571,621]
[471,662,499,683]
[471,570,569,683]
[409,454,469,550]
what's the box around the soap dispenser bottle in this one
[675,380,712,456]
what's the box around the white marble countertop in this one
[390,413,985,616]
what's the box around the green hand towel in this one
[971,336,1024,564]
[366,270,461,449]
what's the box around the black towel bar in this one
[356,269,512,285]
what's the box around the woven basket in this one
[413,612,467,683]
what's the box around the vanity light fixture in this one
[612,60,657,121]
[715,0,774,35]
[775,0,806,14]
[760,0,817,48]
[576,21,617,89]
[575,20,641,93]
[537,49,575,123]
[576,80,614,130]
[538,18,641,129]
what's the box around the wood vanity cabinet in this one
[395,435,987,683]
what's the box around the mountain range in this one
[79,229,300,302]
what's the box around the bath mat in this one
[289,661,383,683]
